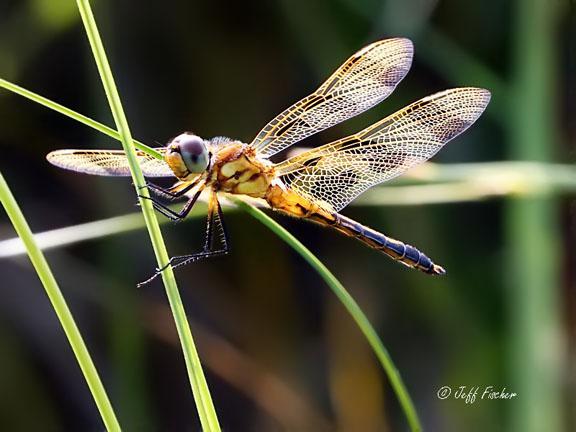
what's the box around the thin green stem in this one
[0,171,121,432]
[232,197,422,432]
[1,27,421,430]
[506,0,563,431]
[75,1,220,430]
[0,67,421,429]
[0,77,161,159]
[0,204,207,258]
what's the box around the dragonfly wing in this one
[276,87,491,212]
[46,148,174,177]
[250,38,414,158]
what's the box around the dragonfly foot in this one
[136,270,162,288]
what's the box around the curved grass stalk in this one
[75,1,219,430]
[0,205,206,258]
[0,71,422,430]
[0,77,161,159]
[0,172,121,431]
[5,157,576,258]
[231,197,422,432]
[0,24,421,430]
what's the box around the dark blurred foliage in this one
[0,0,574,431]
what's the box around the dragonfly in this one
[47,38,490,284]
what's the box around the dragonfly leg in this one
[167,193,229,269]
[142,180,199,200]
[139,189,202,222]
[137,193,229,287]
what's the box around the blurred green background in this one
[0,0,574,430]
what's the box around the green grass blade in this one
[0,71,421,430]
[0,204,206,258]
[0,77,161,159]
[74,1,220,430]
[506,0,564,430]
[0,171,121,432]
[231,197,422,432]
[1,22,421,430]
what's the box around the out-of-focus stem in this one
[506,0,564,431]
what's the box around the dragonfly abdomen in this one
[266,184,445,275]
[332,213,446,275]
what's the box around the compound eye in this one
[173,133,209,173]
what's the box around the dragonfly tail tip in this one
[432,264,446,276]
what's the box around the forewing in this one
[46,148,174,177]
[251,38,414,158]
[276,87,491,212]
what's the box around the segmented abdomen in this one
[265,184,445,275]
[331,213,446,275]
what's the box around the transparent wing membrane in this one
[46,149,174,177]
[251,38,414,158]
[276,87,491,212]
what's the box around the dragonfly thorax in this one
[211,143,274,198]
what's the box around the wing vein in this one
[250,38,414,158]
[46,148,174,177]
[275,88,491,212]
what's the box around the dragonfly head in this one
[164,133,211,180]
